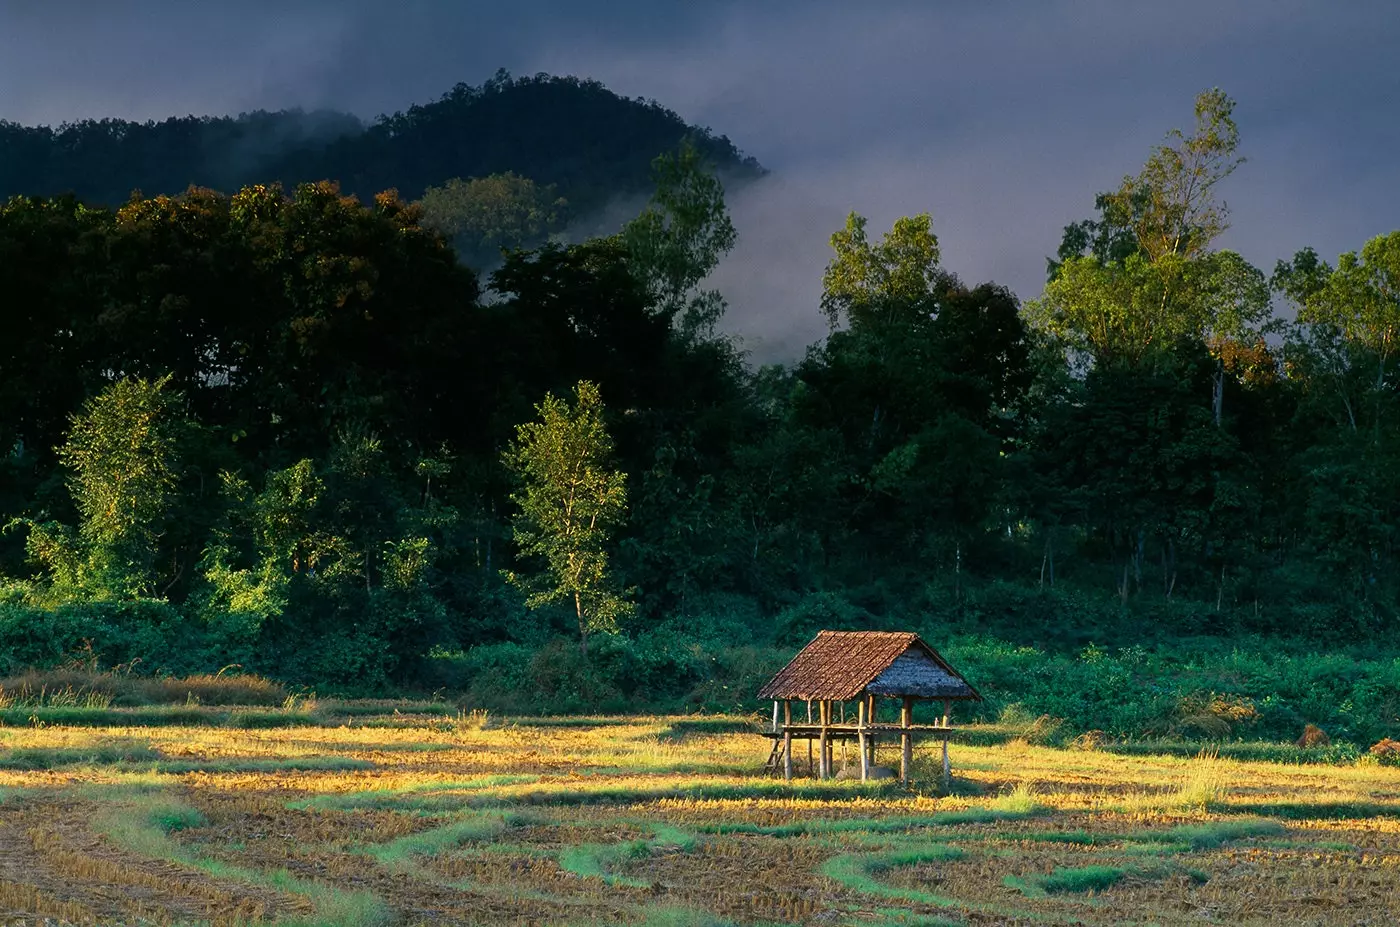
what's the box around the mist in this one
[4,1,1398,362]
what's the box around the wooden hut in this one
[758,630,981,784]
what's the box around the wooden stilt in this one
[867,695,877,767]
[839,701,846,771]
[818,701,831,779]
[782,701,793,780]
[772,700,779,734]
[858,699,869,781]
[900,696,912,785]
[941,698,952,788]
[806,700,814,776]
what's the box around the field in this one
[0,702,1398,926]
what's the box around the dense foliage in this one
[0,83,1397,743]
[0,70,761,217]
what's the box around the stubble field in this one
[0,704,1397,926]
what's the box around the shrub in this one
[1368,738,1400,766]
[1296,724,1331,748]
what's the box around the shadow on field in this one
[1224,800,1400,820]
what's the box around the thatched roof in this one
[758,630,981,702]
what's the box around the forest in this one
[2,76,1398,745]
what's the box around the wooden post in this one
[941,698,952,788]
[781,700,792,780]
[819,701,831,779]
[783,727,793,781]
[772,700,779,734]
[857,698,869,781]
[867,695,877,767]
[806,700,814,777]
[900,696,912,785]
[839,701,846,770]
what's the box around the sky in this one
[3,1,1398,358]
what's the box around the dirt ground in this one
[1,711,1397,925]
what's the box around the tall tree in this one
[820,212,946,333]
[1029,89,1270,423]
[22,377,194,600]
[503,381,630,652]
[621,142,738,338]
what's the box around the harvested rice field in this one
[1,707,1397,926]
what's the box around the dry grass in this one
[0,711,1397,925]
[0,666,290,707]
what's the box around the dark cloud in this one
[4,1,1397,359]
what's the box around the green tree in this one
[503,381,630,652]
[24,376,192,599]
[820,212,946,332]
[419,172,565,270]
[1295,232,1400,394]
[621,142,737,338]
[1029,89,1270,424]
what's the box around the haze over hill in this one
[0,71,760,224]
[3,2,1398,359]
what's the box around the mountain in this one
[0,70,763,214]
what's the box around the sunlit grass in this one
[2,711,1399,925]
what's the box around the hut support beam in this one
[867,695,877,767]
[806,701,813,776]
[900,696,912,785]
[941,698,951,787]
[783,701,792,781]
[857,699,869,781]
[818,701,830,779]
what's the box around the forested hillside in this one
[1,83,1397,741]
[0,70,760,242]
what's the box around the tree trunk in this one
[1162,537,1176,601]
[575,590,588,655]
[1212,357,1225,427]
[1039,533,1056,588]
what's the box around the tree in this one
[23,376,193,600]
[503,381,630,652]
[1108,87,1243,263]
[1295,232,1400,395]
[418,172,565,271]
[1028,89,1270,424]
[621,142,737,338]
[820,212,947,332]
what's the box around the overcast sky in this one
[3,1,1397,358]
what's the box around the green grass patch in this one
[1139,819,1284,850]
[1005,864,1131,898]
[367,811,509,866]
[0,738,161,769]
[91,787,389,927]
[320,700,454,718]
[638,907,756,927]
[819,845,964,905]
[1102,740,1362,765]
[699,805,1042,839]
[557,821,699,887]
[290,774,542,814]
